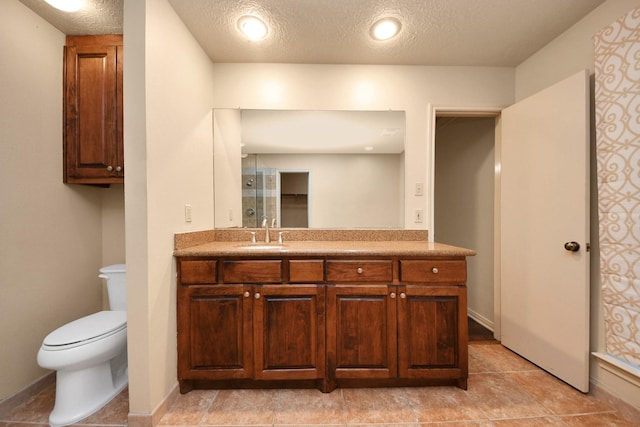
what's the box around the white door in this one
[500,70,590,392]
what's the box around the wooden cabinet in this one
[254,285,325,380]
[397,285,467,388]
[178,284,253,383]
[177,255,468,392]
[177,260,325,392]
[63,35,123,184]
[327,285,398,380]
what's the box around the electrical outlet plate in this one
[185,204,192,223]
[415,182,424,196]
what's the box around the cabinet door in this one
[253,285,325,380]
[397,285,468,383]
[64,36,123,184]
[178,285,253,380]
[326,285,397,379]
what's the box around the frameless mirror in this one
[214,109,405,229]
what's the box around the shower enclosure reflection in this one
[242,155,309,228]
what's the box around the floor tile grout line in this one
[198,389,219,426]
[339,388,348,426]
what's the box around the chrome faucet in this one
[261,216,270,243]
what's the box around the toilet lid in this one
[43,311,127,347]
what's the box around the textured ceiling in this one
[19,0,123,35]
[18,0,606,67]
[166,0,606,66]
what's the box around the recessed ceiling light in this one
[371,17,401,41]
[238,16,268,41]
[364,146,374,152]
[44,0,83,12]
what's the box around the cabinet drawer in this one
[400,260,466,283]
[180,260,217,284]
[289,260,324,283]
[223,260,283,283]
[326,260,393,282]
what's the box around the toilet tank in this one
[99,264,126,311]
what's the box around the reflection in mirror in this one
[213,109,405,229]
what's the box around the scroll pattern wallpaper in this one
[594,6,640,368]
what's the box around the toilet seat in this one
[43,311,126,351]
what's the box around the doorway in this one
[278,171,309,227]
[433,113,499,335]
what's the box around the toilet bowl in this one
[37,265,127,427]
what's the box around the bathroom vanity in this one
[174,229,474,393]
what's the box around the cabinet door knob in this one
[432,267,439,274]
[400,292,406,299]
[357,267,363,274]
[107,165,113,171]
[390,292,396,299]
[116,166,122,172]
[243,291,250,298]
[254,292,261,299]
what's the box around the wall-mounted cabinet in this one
[63,35,123,184]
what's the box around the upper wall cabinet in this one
[63,35,123,184]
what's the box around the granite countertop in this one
[173,229,476,258]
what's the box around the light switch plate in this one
[414,209,423,223]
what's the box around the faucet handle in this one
[250,231,257,244]
[278,232,284,244]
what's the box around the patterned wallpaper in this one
[594,7,640,368]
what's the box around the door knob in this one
[564,241,580,252]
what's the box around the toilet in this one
[37,264,127,427]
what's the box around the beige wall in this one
[0,1,106,399]
[515,0,640,101]
[257,154,404,228]
[124,0,216,416]
[213,109,243,228]
[210,63,515,231]
[102,185,126,267]
[434,118,495,328]
[515,0,640,409]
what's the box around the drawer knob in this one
[390,292,396,299]
[107,165,113,171]
[400,292,406,299]
[432,267,439,274]
[357,267,364,274]
[254,292,261,299]
[244,291,250,298]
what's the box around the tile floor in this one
[1,342,638,426]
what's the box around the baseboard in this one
[468,308,494,332]
[592,352,640,388]
[0,372,55,419]
[590,380,640,424]
[127,382,179,427]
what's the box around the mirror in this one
[214,109,405,228]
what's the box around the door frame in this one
[276,169,312,228]
[427,105,503,339]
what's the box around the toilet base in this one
[49,352,128,427]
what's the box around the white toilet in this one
[37,264,128,427]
